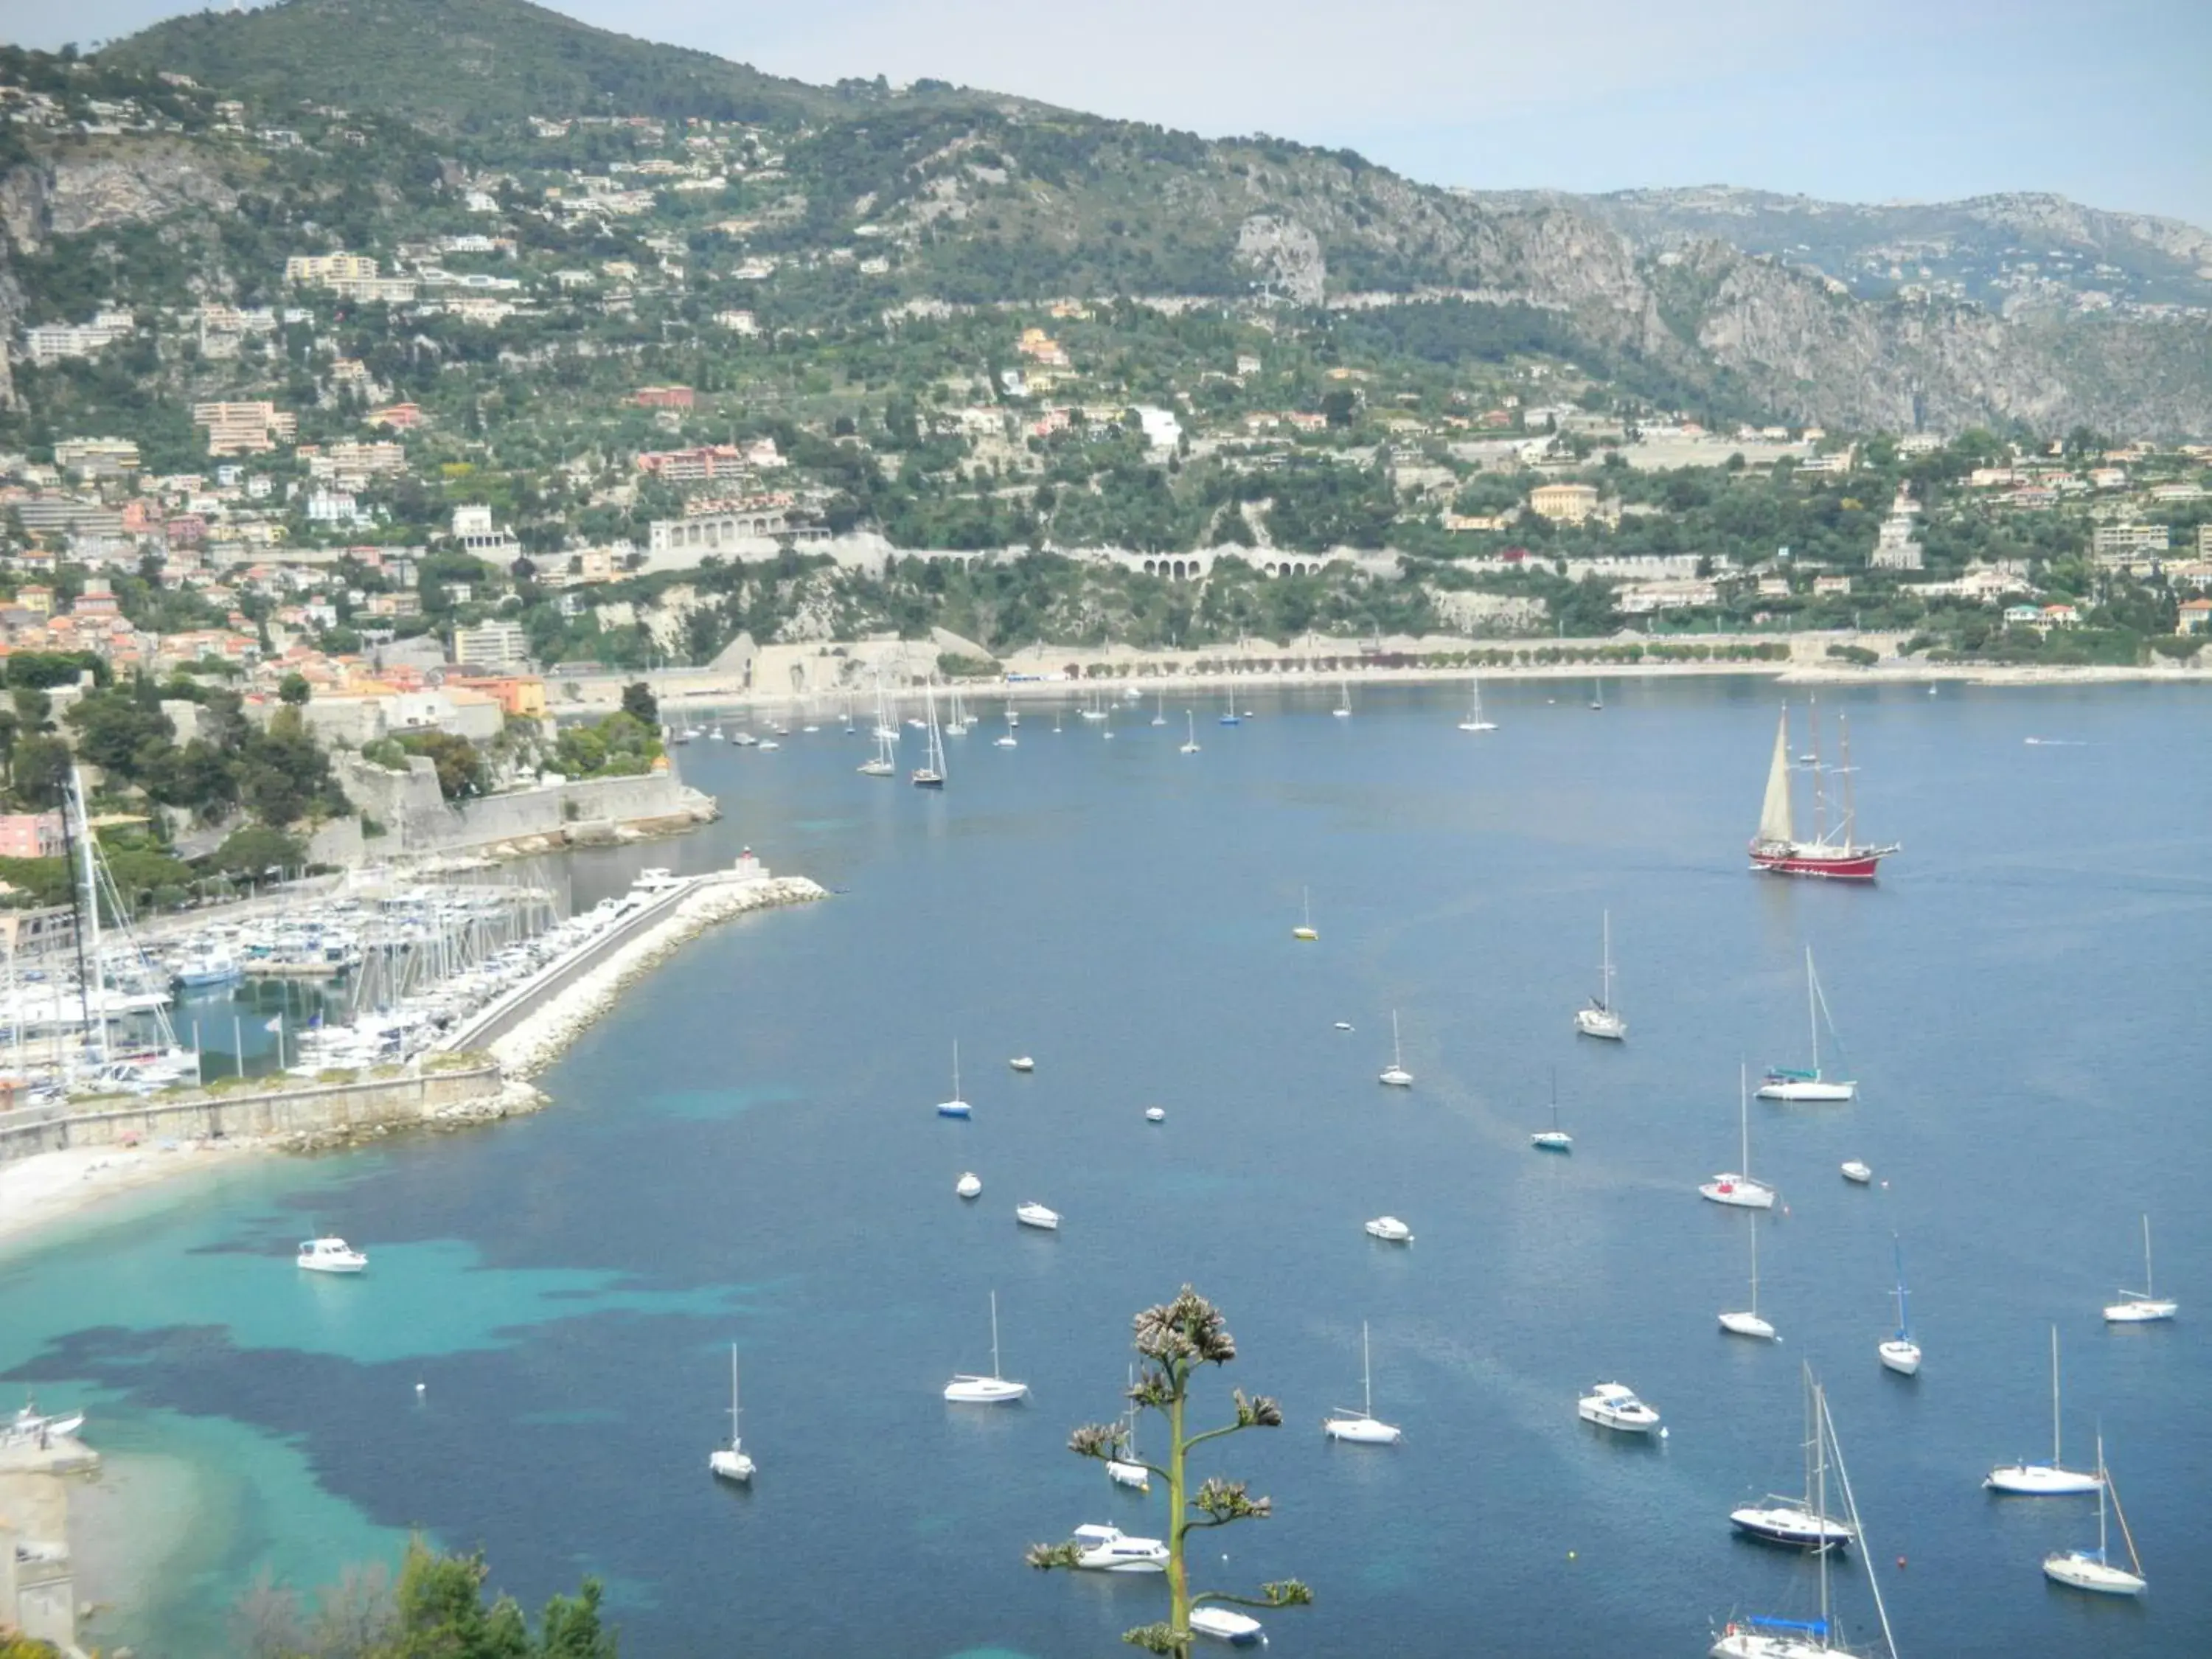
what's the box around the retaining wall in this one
[333,757,712,855]
[0,1063,506,1164]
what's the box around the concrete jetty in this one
[476,862,827,1079]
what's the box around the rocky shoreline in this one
[490,874,829,1080]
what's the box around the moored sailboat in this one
[1703,1065,1777,1209]
[708,1344,756,1484]
[2103,1213,2177,1322]
[943,1290,1027,1404]
[1757,948,1857,1102]
[2042,1436,2147,1596]
[1985,1325,2101,1494]
[1748,703,1898,879]
[1573,910,1627,1040]
[1322,1321,1402,1443]
[1877,1236,1921,1376]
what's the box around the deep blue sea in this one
[4,677,2208,1658]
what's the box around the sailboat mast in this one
[1600,911,1613,1009]
[1840,716,1857,849]
[1806,947,1821,1075]
[1813,1377,1831,1634]
[1749,1214,1761,1315]
[730,1344,741,1440]
[990,1290,1001,1378]
[1739,1062,1752,1178]
[2143,1214,2155,1297]
[1811,699,1829,845]
[952,1040,960,1099]
[2051,1324,2063,1467]
[1361,1321,1373,1417]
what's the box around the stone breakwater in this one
[490,876,828,1080]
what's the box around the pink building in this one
[0,812,65,859]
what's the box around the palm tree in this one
[1027,1286,1310,1655]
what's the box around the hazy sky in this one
[19,0,2212,226]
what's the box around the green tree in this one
[10,734,73,810]
[619,681,658,723]
[397,731,488,801]
[1026,1286,1309,1655]
[209,825,307,878]
[279,672,313,706]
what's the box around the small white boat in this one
[1532,1068,1573,1151]
[1756,947,1857,1101]
[298,1237,367,1273]
[1719,1212,1778,1341]
[1106,1366,1150,1491]
[956,1172,982,1200]
[1008,1055,1035,1073]
[1145,1107,1166,1123]
[1016,1201,1061,1231]
[708,1344,756,1484]
[1323,1321,1402,1443]
[1151,692,1167,727]
[1702,1066,1777,1210]
[1189,1606,1265,1646]
[944,1291,1027,1404]
[1378,1009,1413,1087]
[1578,1382,1662,1435]
[758,739,779,751]
[1333,1020,1353,1032]
[937,1041,971,1118]
[1457,677,1498,732]
[1333,674,1353,718]
[994,713,1018,748]
[2042,1435,2146,1596]
[1068,1522,1168,1572]
[1573,911,1627,1040]
[1363,1215,1413,1244]
[1878,1237,1921,1377]
[2103,1213,2177,1323]
[1840,1160,1873,1184]
[1179,710,1202,754]
[1986,1324,2101,1494]
[1293,886,1318,942]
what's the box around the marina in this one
[0,678,2202,1658]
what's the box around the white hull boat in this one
[1578,1382,1661,1434]
[955,1172,982,1200]
[1720,1211,1779,1341]
[1756,947,1857,1101]
[298,1237,367,1273]
[1008,1056,1035,1073]
[1840,1161,1873,1184]
[1703,1065,1775,1208]
[1532,1068,1572,1151]
[1878,1237,1920,1376]
[2042,1435,2146,1596]
[944,1291,1027,1403]
[1068,1523,1168,1572]
[1731,1500,1855,1553]
[1986,1324,2100,1494]
[1145,1107,1166,1123]
[1106,1458,1151,1492]
[1378,1009,1413,1087]
[1573,911,1627,1039]
[936,1040,971,1117]
[2103,1213,2177,1322]
[1180,711,1201,754]
[1189,1606,1265,1646]
[1363,1216,1413,1243]
[1015,1202,1061,1231]
[709,1344,756,1484]
[1323,1321,1402,1444]
[1457,677,1498,732]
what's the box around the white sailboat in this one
[1703,1065,1777,1209]
[1573,910,1627,1040]
[858,680,897,776]
[1218,684,1239,726]
[994,713,1018,748]
[2103,1213,2177,1322]
[955,1172,982,1200]
[1293,886,1318,942]
[1323,1321,1402,1443]
[1719,1210,1780,1340]
[911,682,947,787]
[1878,1236,1921,1377]
[1757,947,1856,1101]
[1179,711,1201,754]
[943,1290,1028,1403]
[936,1041,970,1118]
[1106,1367,1150,1491]
[1985,1325,2101,1494]
[1531,1068,1573,1151]
[1333,674,1352,717]
[1015,1200,1061,1231]
[1151,690,1168,727]
[708,1344,756,1484]
[2042,1435,2147,1596]
[1714,1370,1898,1658]
[945,686,970,737]
[1378,1009,1413,1087]
[1457,677,1498,732]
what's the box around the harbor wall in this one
[333,757,714,856]
[0,1063,509,1165]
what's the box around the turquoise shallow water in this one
[4,677,2209,1657]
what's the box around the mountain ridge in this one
[49,0,2212,436]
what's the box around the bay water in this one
[4,677,2207,1656]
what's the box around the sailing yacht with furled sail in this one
[1458,677,1498,732]
[1748,703,1898,880]
[1758,948,1857,1102]
[2043,1435,2147,1596]
[911,682,947,788]
[1985,1325,2101,1495]
[858,678,897,776]
[1573,911,1627,1040]
[1703,1065,1776,1209]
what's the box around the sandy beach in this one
[0,1139,274,1259]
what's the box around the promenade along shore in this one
[0,858,827,1258]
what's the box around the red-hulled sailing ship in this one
[1747,703,1898,880]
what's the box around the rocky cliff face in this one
[0,140,237,254]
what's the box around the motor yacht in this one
[297,1237,367,1273]
[1067,1523,1168,1572]
[1016,1201,1061,1231]
[1578,1382,1662,1435]
[1363,1216,1413,1244]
